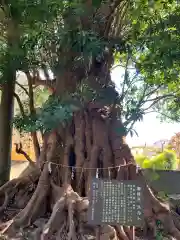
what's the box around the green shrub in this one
[134,149,178,170]
[134,154,149,167]
[142,149,178,170]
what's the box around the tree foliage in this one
[1,0,180,136]
[128,0,180,122]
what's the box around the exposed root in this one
[123,226,134,240]
[1,173,180,239]
[138,170,180,239]
[0,219,14,234]
[171,210,180,231]
[67,201,75,240]
[151,193,180,239]
[115,225,129,240]
[0,178,20,192]
[41,182,122,240]
[42,193,67,237]
[0,163,40,223]
[12,162,50,228]
[0,191,9,213]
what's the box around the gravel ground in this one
[10,161,28,179]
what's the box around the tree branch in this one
[96,0,125,36]
[142,94,176,111]
[122,90,176,128]
[151,110,180,123]
[0,85,26,117]
[141,84,163,102]
[125,120,137,135]
[41,64,51,81]
[15,81,29,97]
[14,143,35,165]
[119,52,130,101]
[13,92,25,117]
[111,64,135,70]
[119,72,141,99]
[26,71,41,161]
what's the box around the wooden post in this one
[130,226,135,240]
[96,226,101,240]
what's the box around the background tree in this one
[129,1,180,122]
[0,3,21,185]
[14,74,50,162]
[169,133,180,168]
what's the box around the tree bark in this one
[0,81,15,186]
[0,17,18,185]
[26,72,40,162]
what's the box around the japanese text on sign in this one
[88,178,143,226]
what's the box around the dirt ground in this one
[10,161,28,179]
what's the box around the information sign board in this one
[88,178,143,226]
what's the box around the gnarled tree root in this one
[1,164,180,239]
[1,178,180,239]
[41,174,180,240]
[12,163,50,228]
[140,171,180,239]
[41,181,180,240]
[0,163,40,220]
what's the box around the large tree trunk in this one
[0,1,180,240]
[1,100,180,239]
